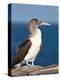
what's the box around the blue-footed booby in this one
[14,18,50,68]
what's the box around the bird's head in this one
[29,18,51,35]
[29,18,51,28]
[29,18,40,28]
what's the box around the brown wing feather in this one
[16,40,32,64]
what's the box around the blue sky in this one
[11,4,58,23]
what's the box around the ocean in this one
[11,22,58,67]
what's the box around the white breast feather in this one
[24,28,42,61]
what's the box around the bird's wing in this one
[16,39,32,64]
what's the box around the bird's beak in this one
[40,21,51,26]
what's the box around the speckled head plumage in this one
[29,18,40,35]
[29,18,40,28]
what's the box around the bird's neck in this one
[30,27,41,37]
[29,27,41,46]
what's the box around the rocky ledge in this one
[9,64,58,76]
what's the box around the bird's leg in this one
[32,61,35,66]
[26,62,32,67]
[26,61,35,67]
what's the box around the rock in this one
[9,64,58,76]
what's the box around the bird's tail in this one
[14,60,26,68]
